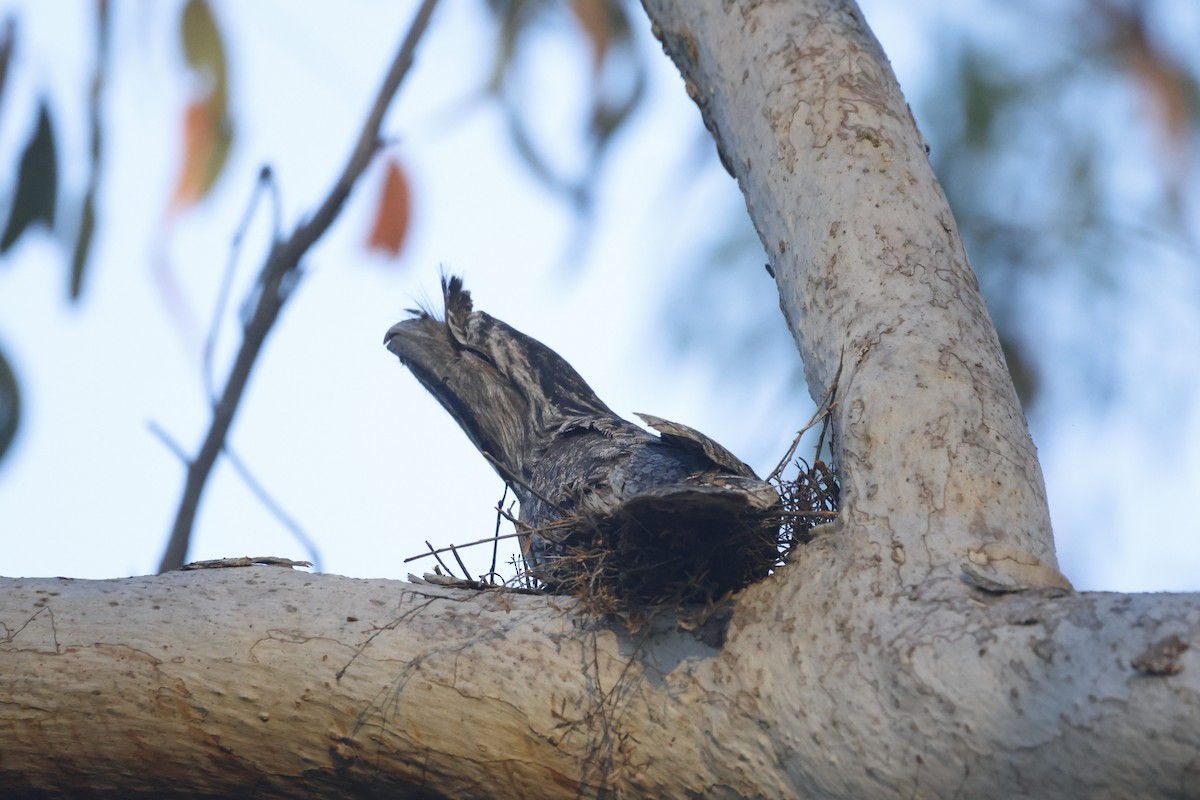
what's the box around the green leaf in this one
[0,343,19,465]
[70,190,96,300]
[0,16,15,110]
[181,0,227,94]
[69,0,110,302]
[0,101,58,253]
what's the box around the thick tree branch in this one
[158,0,440,572]
[1,571,1197,798]
[641,0,1057,593]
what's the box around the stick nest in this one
[409,442,840,622]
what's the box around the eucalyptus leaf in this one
[0,344,20,464]
[181,0,227,92]
[0,101,58,254]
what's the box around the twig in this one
[148,420,190,465]
[150,419,324,570]
[157,0,441,572]
[68,1,109,300]
[181,556,311,570]
[497,507,581,537]
[490,483,508,580]
[768,429,804,484]
[778,510,839,519]
[196,168,318,569]
[204,166,280,403]
[496,504,534,531]
[223,448,323,571]
[768,356,843,482]
[402,510,582,565]
[813,405,833,466]
[425,540,454,576]
[449,545,474,582]
[481,450,570,516]
[403,529,530,563]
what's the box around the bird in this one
[384,276,779,601]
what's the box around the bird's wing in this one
[634,413,758,478]
[621,475,780,514]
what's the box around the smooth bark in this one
[644,0,1057,591]
[2,567,1198,798]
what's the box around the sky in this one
[0,0,1197,592]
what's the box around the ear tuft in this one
[442,273,473,316]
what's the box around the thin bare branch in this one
[203,167,280,404]
[147,420,190,465]
[424,540,454,577]
[158,0,441,572]
[222,448,323,572]
[403,529,535,564]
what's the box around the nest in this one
[525,498,780,615]
[773,455,840,556]
[407,423,841,624]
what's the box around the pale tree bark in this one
[3,1,1199,798]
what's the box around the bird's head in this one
[384,275,614,484]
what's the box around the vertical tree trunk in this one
[642,0,1059,593]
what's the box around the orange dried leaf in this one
[1127,27,1193,151]
[570,0,611,70]
[169,95,232,214]
[367,158,412,258]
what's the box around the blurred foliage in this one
[481,0,646,214]
[667,202,804,400]
[0,1,112,467]
[922,0,1200,410]
[0,343,18,464]
[169,0,233,214]
[468,0,1200,421]
[0,100,57,254]
[2,0,1197,476]
[0,3,110,292]
[366,156,413,258]
[648,0,1200,417]
[70,0,109,301]
[0,17,13,122]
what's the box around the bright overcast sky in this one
[0,0,1197,592]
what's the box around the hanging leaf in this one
[0,343,19,465]
[366,157,412,258]
[1109,4,1197,151]
[485,0,545,94]
[570,0,613,70]
[168,94,233,214]
[70,0,112,302]
[181,0,227,94]
[484,0,645,219]
[0,101,58,254]
[0,16,15,110]
[168,0,232,214]
[1111,3,1198,211]
[70,193,97,299]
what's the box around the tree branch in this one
[158,0,441,572]
[641,0,1057,592]
[1,571,1197,798]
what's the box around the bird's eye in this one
[465,346,497,368]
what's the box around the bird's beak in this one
[383,321,412,352]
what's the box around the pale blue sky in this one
[0,0,1197,591]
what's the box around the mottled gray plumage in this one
[384,276,778,592]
